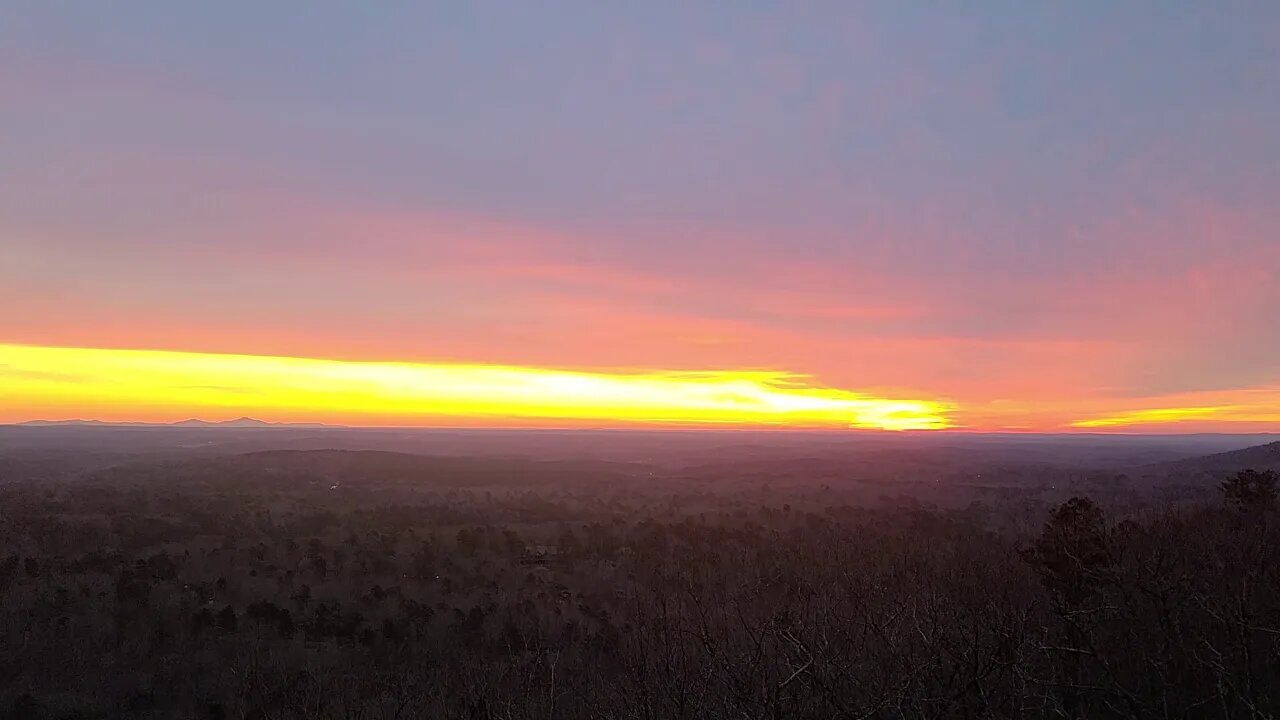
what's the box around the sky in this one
[2,2,1279,432]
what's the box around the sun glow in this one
[0,344,952,430]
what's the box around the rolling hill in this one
[1138,440,1280,479]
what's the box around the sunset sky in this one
[3,3,1279,432]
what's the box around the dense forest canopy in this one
[1,428,1278,719]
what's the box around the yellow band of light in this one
[0,344,952,430]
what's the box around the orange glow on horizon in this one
[1069,404,1280,429]
[1071,407,1227,428]
[0,344,953,431]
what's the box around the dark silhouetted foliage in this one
[1221,468,1278,512]
[3,438,1279,718]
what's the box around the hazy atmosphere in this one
[4,2,1279,431]
[3,4,1280,720]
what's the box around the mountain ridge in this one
[15,417,338,429]
[1138,440,1280,477]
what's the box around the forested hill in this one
[1139,440,1280,478]
[88,449,653,490]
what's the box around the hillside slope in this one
[1139,441,1280,478]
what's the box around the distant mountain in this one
[1139,440,1280,478]
[15,417,338,429]
[16,419,116,427]
[173,417,272,428]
